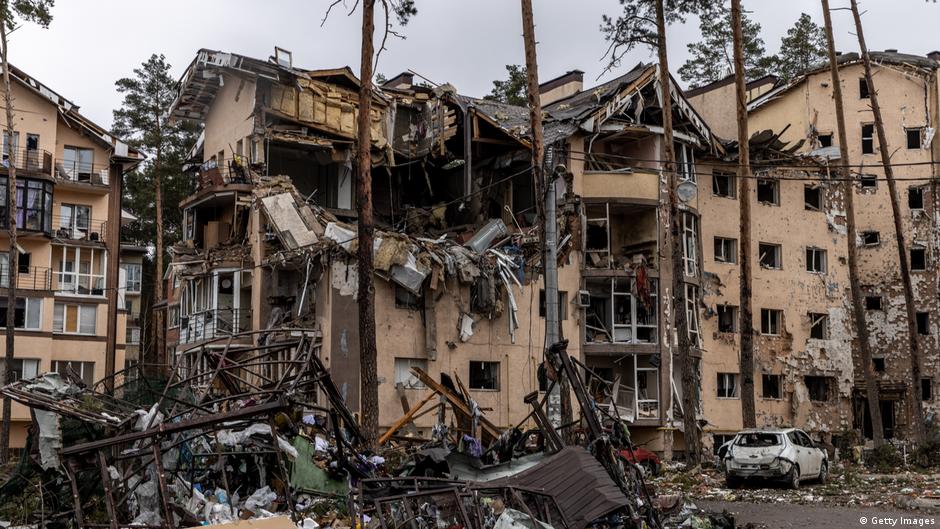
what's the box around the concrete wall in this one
[204,73,258,164]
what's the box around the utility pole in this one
[655,0,700,464]
[521,0,570,432]
[357,0,379,447]
[821,0,884,446]
[0,15,15,462]
[850,0,926,444]
[731,0,756,429]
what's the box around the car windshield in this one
[735,433,782,447]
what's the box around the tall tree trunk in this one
[357,0,379,448]
[655,0,700,465]
[520,0,572,438]
[850,0,926,444]
[731,0,756,429]
[822,0,884,447]
[0,16,16,463]
[154,141,164,375]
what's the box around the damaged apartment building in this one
[163,48,724,452]
[164,48,584,433]
[688,49,940,448]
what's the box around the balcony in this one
[179,307,251,345]
[194,157,253,193]
[585,358,661,423]
[582,167,660,202]
[1,147,53,177]
[52,269,105,297]
[0,265,53,291]
[584,202,658,270]
[584,277,658,346]
[51,214,108,244]
[51,245,107,297]
[54,159,111,191]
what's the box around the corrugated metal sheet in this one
[490,447,628,529]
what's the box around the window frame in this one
[910,247,927,272]
[756,178,780,205]
[808,312,829,339]
[805,247,827,274]
[122,262,143,293]
[717,372,739,399]
[394,357,428,389]
[761,373,782,400]
[906,127,923,150]
[758,242,782,270]
[859,78,870,99]
[714,237,737,264]
[861,123,875,155]
[717,304,738,333]
[804,375,831,402]
[469,361,500,391]
[539,289,568,321]
[0,296,42,330]
[53,302,97,335]
[712,171,736,198]
[51,360,95,387]
[760,308,782,336]
[804,185,823,211]
[861,231,880,246]
[865,296,883,311]
[916,312,930,335]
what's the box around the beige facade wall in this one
[687,81,776,141]
[698,163,854,449]
[204,73,258,164]
[0,79,128,448]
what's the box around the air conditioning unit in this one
[576,290,590,307]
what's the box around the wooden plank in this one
[378,390,438,445]
[410,368,501,441]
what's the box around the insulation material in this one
[331,261,358,298]
[261,193,319,250]
[216,424,299,459]
[33,409,62,470]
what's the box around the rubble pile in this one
[651,464,940,513]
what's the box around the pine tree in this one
[0,0,53,462]
[484,65,527,106]
[112,54,200,372]
[678,4,775,87]
[775,13,827,82]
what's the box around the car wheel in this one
[641,460,659,477]
[817,461,828,484]
[786,465,800,490]
[725,473,740,489]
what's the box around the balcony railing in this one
[51,214,108,243]
[0,265,53,290]
[54,160,110,186]
[195,157,253,192]
[52,268,106,296]
[1,148,53,177]
[179,307,251,344]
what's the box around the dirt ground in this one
[696,499,937,529]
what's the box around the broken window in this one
[538,290,568,320]
[923,378,933,401]
[762,374,782,399]
[712,171,736,198]
[804,185,822,211]
[52,360,95,387]
[908,187,925,210]
[817,133,833,148]
[394,285,420,310]
[682,213,698,277]
[804,376,831,402]
[714,237,737,264]
[469,361,499,390]
[717,373,739,398]
[873,357,886,372]
[756,178,779,205]
[917,312,930,335]
[809,312,829,339]
[584,277,658,344]
[859,174,877,189]
[907,128,923,149]
[0,297,41,330]
[760,308,782,335]
[862,231,880,246]
[717,305,738,333]
[859,78,870,99]
[758,242,782,269]
[861,124,874,154]
[676,142,696,182]
[865,296,883,310]
[911,247,927,271]
[805,247,827,273]
[686,284,701,347]
[394,358,427,389]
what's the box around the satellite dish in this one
[677,181,697,203]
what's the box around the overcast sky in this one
[8,0,939,129]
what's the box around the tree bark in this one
[0,14,17,463]
[821,0,883,447]
[655,0,701,465]
[357,0,379,448]
[154,139,164,375]
[850,0,925,444]
[731,0,756,429]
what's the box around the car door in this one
[799,430,823,475]
[795,430,819,476]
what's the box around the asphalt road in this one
[696,500,938,529]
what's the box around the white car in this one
[723,428,828,489]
